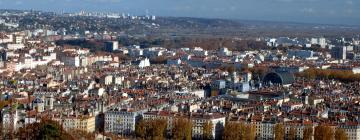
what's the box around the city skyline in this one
[0,0,359,26]
[1,1,360,140]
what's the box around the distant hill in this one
[0,9,359,38]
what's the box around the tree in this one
[244,124,256,140]
[274,124,285,140]
[250,66,269,79]
[172,118,192,140]
[335,128,348,140]
[314,125,334,140]
[303,126,313,140]
[135,119,147,139]
[68,129,95,140]
[203,121,213,140]
[17,118,73,140]
[287,127,296,140]
[223,121,250,140]
[146,119,168,140]
[223,121,240,140]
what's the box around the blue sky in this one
[0,0,359,25]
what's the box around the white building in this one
[191,113,226,140]
[288,50,314,59]
[128,49,143,57]
[105,109,144,135]
[193,47,208,57]
[218,47,232,56]
[11,52,57,71]
[340,124,360,140]
[62,55,80,67]
[1,110,19,133]
[138,58,150,68]
[167,59,181,66]
[143,47,166,58]
[6,44,25,50]
[114,75,125,85]
[103,75,113,85]
[105,41,119,52]
[253,122,275,139]
[311,37,327,48]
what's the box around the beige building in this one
[53,115,96,132]
[340,123,360,140]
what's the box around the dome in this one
[263,71,295,85]
[32,97,44,104]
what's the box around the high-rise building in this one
[319,37,327,48]
[331,46,347,60]
[310,37,327,48]
[105,41,119,52]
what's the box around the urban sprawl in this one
[0,9,359,140]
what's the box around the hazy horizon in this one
[0,0,359,26]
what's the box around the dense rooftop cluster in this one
[0,9,360,140]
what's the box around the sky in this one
[0,0,359,25]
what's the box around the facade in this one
[61,54,80,67]
[1,110,19,133]
[339,124,360,140]
[105,41,119,52]
[254,122,275,139]
[143,111,225,139]
[104,109,144,135]
[218,47,232,56]
[331,46,347,60]
[191,113,226,140]
[212,80,226,90]
[311,37,327,48]
[143,111,174,134]
[103,75,113,85]
[167,59,182,66]
[231,82,250,92]
[53,115,96,132]
[138,58,150,68]
[288,50,314,59]
[128,49,143,57]
[6,44,25,50]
